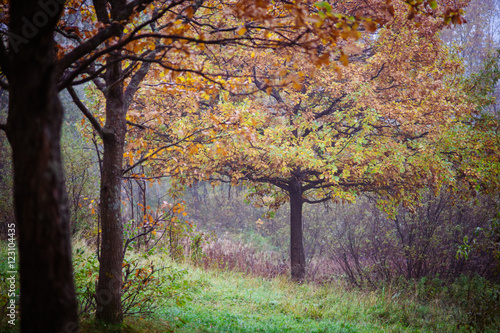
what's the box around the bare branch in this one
[124,52,156,110]
[122,126,214,175]
[56,22,122,78]
[67,86,104,138]
[303,196,332,204]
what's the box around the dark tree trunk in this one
[289,180,306,282]
[5,1,79,331]
[95,59,125,324]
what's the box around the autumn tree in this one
[0,0,466,329]
[56,0,407,323]
[158,4,472,281]
[0,0,169,328]
[438,0,500,228]
[67,1,410,318]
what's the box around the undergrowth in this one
[1,238,499,333]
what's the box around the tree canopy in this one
[125,3,475,280]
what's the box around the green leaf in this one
[314,1,332,13]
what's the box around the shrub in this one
[450,275,500,332]
[72,238,190,319]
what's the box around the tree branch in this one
[69,63,108,91]
[252,66,284,103]
[124,52,156,110]
[303,195,332,204]
[67,86,104,138]
[313,93,347,120]
[127,120,146,130]
[122,126,214,175]
[93,0,111,24]
[57,0,166,83]
[56,22,123,78]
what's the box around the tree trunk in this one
[95,59,125,324]
[5,1,79,331]
[289,180,306,282]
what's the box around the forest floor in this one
[1,241,499,332]
[78,252,496,333]
[109,267,459,332]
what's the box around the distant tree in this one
[440,0,500,74]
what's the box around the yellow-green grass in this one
[2,241,498,333]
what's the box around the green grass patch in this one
[2,241,499,332]
[141,255,493,332]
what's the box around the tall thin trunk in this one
[95,59,125,323]
[289,180,306,282]
[6,1,79,331]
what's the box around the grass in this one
[77,250,494,333]
[2,241,499,332]
[141,261,464,333]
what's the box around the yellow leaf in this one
[237,27,247,36]
[185,6,194,19]
[340,52,349,66]
[334,66,342,80]
[251,51,255,58]
[292,81,302,91]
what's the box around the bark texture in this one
[289,180,306,282]
[5,1,79,331]
[95,59,126,324]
